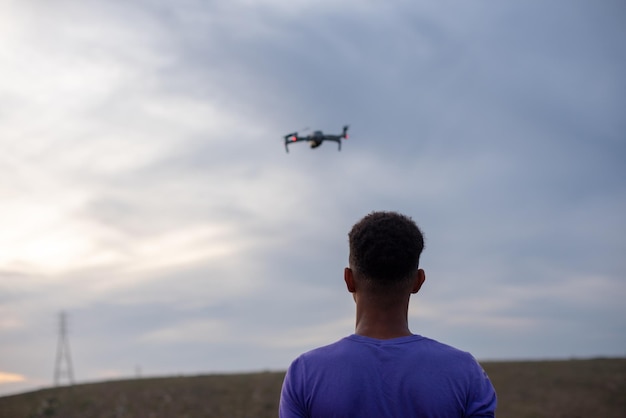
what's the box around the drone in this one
[283,125,349,153]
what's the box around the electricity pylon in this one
[53,311,74,386]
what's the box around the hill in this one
[0,358,624,418]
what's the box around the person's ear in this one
[411,269,426,294]
[344,267,356,293]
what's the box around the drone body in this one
[284,125,349,153]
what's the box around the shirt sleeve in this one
[466,359,497,417]
[279,358,308,418]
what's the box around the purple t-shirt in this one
[280,334,496,418]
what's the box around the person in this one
[279,211,497,417]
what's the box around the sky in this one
[1,0,625,397]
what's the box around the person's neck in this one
[354,303,412,340]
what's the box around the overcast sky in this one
[1,0,625,396]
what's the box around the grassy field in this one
[0,358,623,417]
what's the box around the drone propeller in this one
[342,124,350,139]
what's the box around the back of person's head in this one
[348,211,424,286]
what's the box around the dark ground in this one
[0,358,624,418]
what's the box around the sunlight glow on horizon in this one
[0,372,26,384]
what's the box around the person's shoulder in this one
[298,336,352,357]
[287,336,355,368]
[414,335,481,364]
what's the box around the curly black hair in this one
[348,211,424,284]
